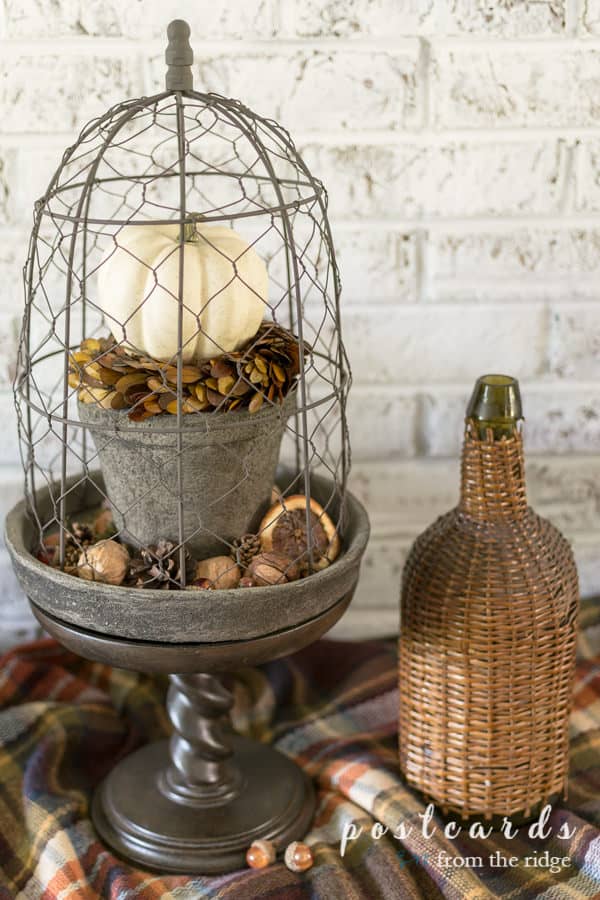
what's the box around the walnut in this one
[239,576,257,588]
[247,551,300,586]
[185,577,212,591]
[193,556,240,589]
[77,539,129,585]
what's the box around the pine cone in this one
[232,533,261,571]
[132,539,191,589]
[64,544,82,569]
[71,521,94,543]
[64,522,94,569]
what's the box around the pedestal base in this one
[92,736,315,874]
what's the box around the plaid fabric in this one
[0,597,599,899]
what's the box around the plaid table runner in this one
[0,597,599,899]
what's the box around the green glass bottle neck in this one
[466,374,523,440]
[459,375,528,520]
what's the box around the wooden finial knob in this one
[165,19,193,91]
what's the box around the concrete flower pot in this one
[78,392,296,557]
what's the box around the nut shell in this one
[185,577,212,591]
[77,539,129,585]
[259,495,340,570]
[194,556,240,589]
[247,551,300,586]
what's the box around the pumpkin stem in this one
[183,219,199,242]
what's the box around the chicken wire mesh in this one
[14,37,351,590]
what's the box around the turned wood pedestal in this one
[31,597,352,873]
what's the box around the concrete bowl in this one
[5,469,370,644]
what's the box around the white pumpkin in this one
[97,221,267,364]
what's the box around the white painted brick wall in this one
[1,0,600,648]
[431,46,600,128]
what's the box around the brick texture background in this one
[1,0,599,647]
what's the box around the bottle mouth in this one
[479,374,516,387]
[466,373,523,424]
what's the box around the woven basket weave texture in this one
[398,426,579,819]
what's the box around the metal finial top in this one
[165,19,193,91]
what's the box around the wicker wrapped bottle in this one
[398,374,579,820]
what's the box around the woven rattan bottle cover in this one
[398,374,579,820]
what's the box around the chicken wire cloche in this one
[5,20,370,873]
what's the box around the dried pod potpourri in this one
[38,495,340,590]
[69,324,304,422]
[260,495,341,573]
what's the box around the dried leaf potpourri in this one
[69,324,305,421]
[37,493,342,591]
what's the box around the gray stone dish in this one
[5,468,370,644]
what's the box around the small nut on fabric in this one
[284,841,313,872]
[246,839,276,869]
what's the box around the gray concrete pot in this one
[5,468,370,644]
[78,392,296,557]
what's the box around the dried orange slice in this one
[259,494,340,571]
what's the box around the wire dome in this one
[15,23,351,584]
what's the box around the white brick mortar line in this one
[425,276,600,293]
[5,36,600,51]
[1,130,599,146]
[368,519,600,540]
[298,131,585,143]
[427,36,600,48]
[331,215,600,230]
[0,37,423,53]
[331,299,550,313]
[356,453,600,467]
[349,382,600,396]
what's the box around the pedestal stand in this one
[92,674,314,873]
[8,474,369,875]
[30,596,355,874]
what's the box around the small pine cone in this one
[63,522,94,569]
[64,543,83,569]
[232,533,261,571]
[139,539,191,588]
[71,521,94,544]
